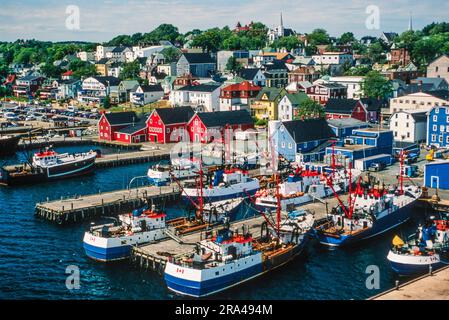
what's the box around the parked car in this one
[368,162,386,172]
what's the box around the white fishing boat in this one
[147,158,199,186]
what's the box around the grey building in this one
[176,53,216,78]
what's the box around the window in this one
[395,122,398,127]
[407,132,410,138]
[166,128,170,133]
[440,135,443,143]
[406,123,409,128]
[394,131,398,137]
[436,108,440,114]
[281,142,285,148]
[433,125,437,131]
[433,115,438,122]
[288,143,293,149]
[447,136,449,144]
[432,134,436,142]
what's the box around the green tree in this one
[271,36,302,51]
[361,71,392,98]
[367,42,386,64]
[41,63,62,78]
[294,99,325,119]
[103,96,111,109]
[308,29,331,46]
[160,47,181,63]
[225,56,242,74]
[143,24,180,44]
[338,32,356,44]
[69,59,97,78]
[120,60,141,80]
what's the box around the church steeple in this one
[408,11,413,31]
[280,12,283,28]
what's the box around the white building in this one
[328,76,364,99]
[389,110,427,143]
[170,83,222,112]
[130,84,164,105]
[312,52,353,66]
[277,93,308,121]
[389,91,449,114]
[77,51,95,62]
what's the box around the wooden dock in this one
[35,184,180,224]
[370,265,449,300]
[95,149,169,168]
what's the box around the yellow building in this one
[251,87,286,120]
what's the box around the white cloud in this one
[0,0,447,42]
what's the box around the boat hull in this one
[315,201,415,247]
[164,240,307,298]
[0,136,20,156]
[387,250,443,276]
[182,185,259,204]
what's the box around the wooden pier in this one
[370,265,449,300]
[95,149,170,168]
[35,184,180,224]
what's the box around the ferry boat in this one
[181,168,259,204]
[147,158,199,186]
[83,206,167,262]
[32,147,97,180]
[254,167,360,211]
[387,218,449,275]
[0,135,20,156]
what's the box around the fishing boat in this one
[0,147,97,185]
[387,217,449,275]
[314,154,422,247]
[254,166,360,211]
[147,158,199,186]
[83,206,167,262]
[31,147,97,180]
[164,174,315,297]
[181,167,259,204]
[202,197,245,224]
[0,135,20,156]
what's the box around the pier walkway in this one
[370,265,449,300]
[35,184,180,224]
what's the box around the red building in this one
[146,106,195,143]
[389,48,411,66]
[288,66,320,84]
[98,111,139,142]
[187,110,254,143]
[219,81,261,111]
[306,83,347,105]
[114,119,148,143]
[324,99,368,122]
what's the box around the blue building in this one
[424,160,449,189]
[270,118,336,162]
[327,118,370,140]
[427,105,449,148]
[324,127,394,170]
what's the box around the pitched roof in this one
[140,84,163,92]
[221,81,261,92]
[415,77,448,89]
[284,93,308,106]
[93,76,121,86]
[182,53,215,64]
[153,106,195,125]
[256,87,285,101]
[327,118,369,129]
[264,60,288,71]
[115,119,147,134]
[195,110,253,127]
[325,98,359,114]
[178,83,221,92]
[103,111,138,125]
[359,98,385,111]
[96,58,110,64]
[282,118,336,143]
[238,68,261,80]
[427,90,449,101]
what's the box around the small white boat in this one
[147,158,199,186]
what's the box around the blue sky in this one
[1,0,448,42]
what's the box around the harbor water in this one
[0,146,429,299]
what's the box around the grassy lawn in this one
[99,100,171,115]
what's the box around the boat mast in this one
[399,150,405,195]
[275,172,281,235]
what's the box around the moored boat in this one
[0,135,20,156]
[83,206,167,262]
[147,158,200,186]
